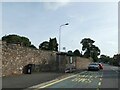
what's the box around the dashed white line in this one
[98,82,101,86]
[100,78,102,81]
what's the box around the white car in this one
[88,63,100,71]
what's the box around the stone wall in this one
[0,41,2,77]
[1,41,92,76]
[75,57,92,70]
[2,42,57,76]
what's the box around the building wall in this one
[56,54,76,72]
[1,41,91,76]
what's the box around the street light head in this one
[65,23,69,25]
[60,23,69,27]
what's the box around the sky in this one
[0,1,118,57]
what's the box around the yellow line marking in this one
[39,77,71,88]
[39,71,87,88]
[25,71,87,90]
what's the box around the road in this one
[29,64,119,90]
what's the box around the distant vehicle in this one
[98,63,103,69]
[65,67,76,73]
[88,63,100,71]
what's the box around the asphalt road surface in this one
[2,72,65,89]
[29,64,119,90]
[2,64,119,90]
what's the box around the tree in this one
[2,34,22,44]
[49,38,58,51]
[99,54,120,66]
[113,54,120,66]
[39,38,58,51]
[67,50,73,56]
[21,36,31,47]
[73,49,81,56]
[81,38,95,51]
[29,44,37,49]
[2,34,31,47]
[39,41,49,50]
[80,38,95,58]
[90,45,100,62]
[99,54,112,63]
[80,38,100,62]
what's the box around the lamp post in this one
[59,23,69,52]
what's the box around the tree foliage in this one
[39,38,58,51]
[99,55,113,63]
[80,38,100,62]
[49,38,58,51]
[99,54,120,66]
[73,49,81,56]
[29,44,37,49]
[39,41,49,50]
[2,34,37,49]
[113,54,120,66]
[81,38,95,51]
[20,36,31,47]
[67,50,73,56]
[2,34,32,46]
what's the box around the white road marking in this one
[100,78,102,81]
[90,76,92,78]
[78,79,82,82]
[81,79,86,82]
[95,76,97,78]
[26,71,87,89]
[111,67,119,73]
[98,82,101,86]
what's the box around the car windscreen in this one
[89,64,98,65]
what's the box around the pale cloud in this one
[1,0,119,2]
[43,1,70,11]
[107,41,117,46]
[82,27,118,56]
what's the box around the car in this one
[88,63,100,71]
[98,63,103,69]
[65,67,76,73]
[65,68,71,73]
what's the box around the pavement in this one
[2,72,69,89]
